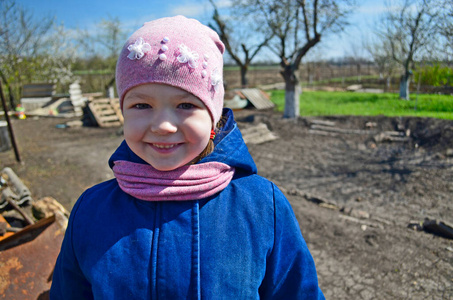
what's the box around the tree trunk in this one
[357,63,361,82]
[240,65,249,88]
[399,73,411,100]
[0,70,16,109]
[386,76,391,93]
[282,66,301,119]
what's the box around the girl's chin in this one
[144,157,193,171]
[149,164,185,171]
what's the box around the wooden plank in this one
[310,124,374,135]
[21,84,55,98]
[22,90,54,97]
[23,83,54,89]
[240,88,274,110]
[92,105,114,112]
[241,123,278,144]
[100,115,121,122]
[87,98,123,127]
[110,99,124,124]
[98,121,122,127]
[92,98,111,104]
[309,119,336,127]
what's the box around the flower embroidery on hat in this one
[177,44,199,68]
[127,37,151,60]
[211,68,222,92]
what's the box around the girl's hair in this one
[195,139,215,163]
[191,114,227,163]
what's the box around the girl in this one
[50,16,324,299]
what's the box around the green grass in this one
[269,90,453,120]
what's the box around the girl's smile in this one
[148,142,182,154]
[152,143,178,149]
[122,83,212,171]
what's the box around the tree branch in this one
[299,0,311,41]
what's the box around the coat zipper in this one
[150,202,161,299]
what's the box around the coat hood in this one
[108,108,257,176]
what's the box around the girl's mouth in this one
[153,143,177,149]
[149,143,182,153]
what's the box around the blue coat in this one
[50,109,324,299]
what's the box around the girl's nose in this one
[150,110,178,135]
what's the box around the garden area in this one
[1,87,452,299]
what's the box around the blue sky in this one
[15,0,387,60]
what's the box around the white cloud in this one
[169,2,209,17]
[167,0,233,18]
[214,0,233,9]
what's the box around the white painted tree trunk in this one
[399,74,410,100]
[283,81,301,118]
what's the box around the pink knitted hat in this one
[116,15,225,125]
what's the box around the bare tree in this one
[98,17,125,62]
[346,40,368,82]
[40,25,78,87]
[98,16,127,95]
[364,37,399,92]
[377,0,437,100]
[76,16,127,96]
[433,0,453,61]
[235,0,356,118]
[0,0,54,106]
[208,0,273,88]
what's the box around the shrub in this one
[414,63,453,87]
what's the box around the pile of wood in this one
[87,98,123,127]
[308,119,411,143]
[241,123,278,145]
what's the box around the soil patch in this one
[1,111,452,299]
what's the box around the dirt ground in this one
[1,109,452,299]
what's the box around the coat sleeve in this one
[259,184,325,299]
[50,194,94,300]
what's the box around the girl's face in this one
[122,83,212,171]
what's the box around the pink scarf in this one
[112,160,235,201]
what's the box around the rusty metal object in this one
[0,214,14,242]
[0,212,67,299]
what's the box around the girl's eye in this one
[134,103,151,109]
[178,103,195,110]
